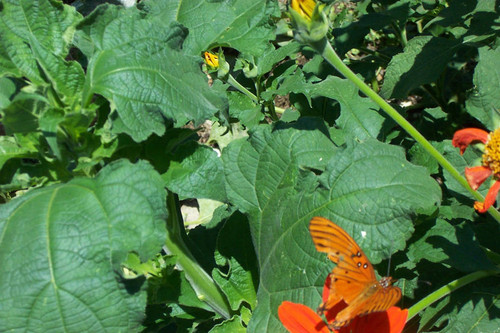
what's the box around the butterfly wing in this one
[309,217,377,305]
[332,283,402,329]
[309,217,402,328]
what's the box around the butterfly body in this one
[309,216,401,329]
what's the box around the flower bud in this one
[289,0,329,44]
[204,49,230,78]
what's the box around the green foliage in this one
[0,0,499,332]
[0,160,166,331]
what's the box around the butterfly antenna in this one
[387,254,392,277]
[386,235,395,277]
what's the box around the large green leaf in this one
[0,159,167,332]
[465,45,500,130]
[222,119,441,332]
[407,219,495,272]
[141,0,279,57]
[79,4,227,142]
[213,213,258,311]
[162,141,227,202]
[0,0,83,93]
[267,75,387,140]
[380,36,462,99]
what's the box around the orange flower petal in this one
[452,128,489,155]
[465,166,493,190]
[336,307,408,333]
[386,307,408,333]
[474,180,500,213]
[278,301,330,333]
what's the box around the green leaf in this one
[28,38,85,102]
[380,36,462,99]
[222,118,337,217]
[419,278,500,332]
[222,120,441,331]
[0,77,16,109]
[148,258,214,312]
[407,219,495,272]
[162,141,227,202]
[228,92,263,129]
[213,213,258,311]
[269,75,387,140]
[0,159,167,332]
[255,42,302,77]
[465,46,500,130]
[0,0,81,86]
[1,92,47,134]
[79,4,226,142]
[409,141,440,175]
[0,136,36,170]
[309,77,387,141]
[39,108,65,160]
[142,0,279,57]
[209,315,247,333]
[332,1,411,55]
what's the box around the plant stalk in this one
[406,270,499,321]
[163,191,232,319]
[227,74,259,104]
[310,39,500,223]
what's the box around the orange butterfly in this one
[309,216,401,329]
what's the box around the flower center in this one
[482,128,500,174]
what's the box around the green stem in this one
[391,22,407,48]
[482,246,500,265]
[227,74,259,104]
[407,270,499,321]
[266,101,279,121]
[310,39,500,223]
[163,191,233,319]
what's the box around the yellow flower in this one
[290,0,316,21]
[204,51,219,70]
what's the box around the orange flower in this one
[278,276,408,333]
[452,128,500,213]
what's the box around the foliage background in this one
[0,0,499,332]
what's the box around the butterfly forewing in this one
[309,216,376,284]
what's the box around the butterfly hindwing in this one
[332,284,401,328]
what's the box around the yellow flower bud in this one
[290,0,316,21]
[204,51,219,70]
[289,0,329,44]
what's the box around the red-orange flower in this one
[452,128,500,213]
[278,276,408,333]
